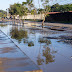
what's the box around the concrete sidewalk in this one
[0,30,42,72]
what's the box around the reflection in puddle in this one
[37,38,56,65]
[37,46,55,65]
[10,28,28,41]
[9,26,56,65]
[10,27,35,47]
[28,41,34,47]
[38,37,51,45]
[0,28,40,72]
[0,24,7,27]
[0,47,17,54]
[0,57,30,71]
[0,24,72,72]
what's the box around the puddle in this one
[0,47,17,54]
[0,23,72,72]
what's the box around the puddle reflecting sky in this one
[0,24,72,72]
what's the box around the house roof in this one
[47,12,60,14]
[47,11,72,14]
[69,11,72,12]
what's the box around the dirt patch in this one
[59,35,72,40]
[58,35,72,44]
[44,35,72,44]
[47,26,68,31]
[29,28,42,31]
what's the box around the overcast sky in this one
[0,0,72,11]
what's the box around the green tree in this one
[18,4,28,24]
[0,12,3,17]
[22,0,34,12]
[40,0,51,27]
[0,10,6,17]
[31,9,37,15]
[9,3,28,24]
[9,3,20,24]
[51,3,72,12]
[22,0,35,23]
[62,4,72,12]
[37,8,44,14]
[51,3,60,12]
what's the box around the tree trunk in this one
[23,16,25,25]
[23,19,25,25]
[13,16,15,24]
[42,15,45,28]
[19,17,21,25]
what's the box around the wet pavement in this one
[0,22,72,72]
[0,30,42,72]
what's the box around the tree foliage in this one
[40,0,50,26]
[37,8,44,14]
[31,9,37,15]
[51,3,72,12]
[0,10,6,17]
[22,0,34,12]
[9,3,28,17]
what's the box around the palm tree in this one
[22,0,34,11]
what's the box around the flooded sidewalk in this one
[0,30,42,72]
[0,23,72,72]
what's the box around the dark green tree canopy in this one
[51,3,72,12]
[0,10,6,17]
[9,3,28,16]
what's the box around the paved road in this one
[0,30,42,72]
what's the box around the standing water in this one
[0,22,72,72]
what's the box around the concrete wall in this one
[16,14,44,20]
